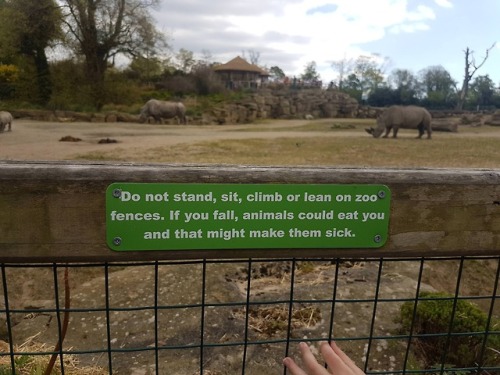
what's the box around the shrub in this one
[399,291,500,370]
[0,64,19,99]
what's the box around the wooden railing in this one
[1,161,499,262]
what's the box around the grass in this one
[74,130,500,168]
[0,333,106,374]
[69,118,500,167]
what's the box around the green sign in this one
[106,183,391,251]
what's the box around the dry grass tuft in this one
[0,333,107,375]
[232,305,321,337]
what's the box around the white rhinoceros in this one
[139,99,187,124]
[0,111,13,132]
[366,105,432,139]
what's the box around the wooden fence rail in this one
[1,161,499,262]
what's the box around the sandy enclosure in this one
[0,119,350,161]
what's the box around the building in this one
[213,56,269,89]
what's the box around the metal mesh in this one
[1,256,499,374]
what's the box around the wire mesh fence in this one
[1,255,499,375]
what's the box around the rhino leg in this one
[392,127,399,138]
[416,124,424,139]
[382,126,392,138]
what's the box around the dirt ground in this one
[1,118,500,164]
[1,118,499,374]
[0,119,348,161]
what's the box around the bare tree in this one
[456,43,495,110]
[58,0,167,109]
[331,56,353,89]
[176,48,195,73]
[242,49,260,65]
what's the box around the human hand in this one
[283,341,365,375]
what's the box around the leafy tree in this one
[341,73,362,101]
[0,0,61,104]
[300,61,320,84]
[49,59,91,110]
[352,55,387,98]
[469,75,496,109]
[127,56,164,82]
[419,66,457,109]
[269,66,286,81]
[58,0,167,110]
[366,86,398,107]
[0,64,19,99]
[388,69,419,105]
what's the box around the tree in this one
[175,48,195,73]
[0,0,61,104]
[269,66,285,81]
[337,54,388,101]
[242,49,260,65]
[300,61,320,85]
[352,55,387,97]
[388,69,419,105]
[419,66,456,108]
[469,75,495,109]
[58,0,167,110]
[0,64,19,99]
[341,73,362,101]
[127,56,164,82]
[366,86,397,107]
[456,44,495,110]
[331,56,354,90]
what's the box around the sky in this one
[151,0,500,86]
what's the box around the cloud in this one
[434,0,453,8]
[152,0,447,80]
[306,3,338,15]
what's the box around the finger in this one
[329,341,365,375]
[283,357,308,375]
[319,341,354,374]
[299,342,331,374]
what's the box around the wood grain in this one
[1,161,499,262]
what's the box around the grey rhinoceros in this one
[366,105,432,139]
[0,111,13,132]
[139,99,187,124]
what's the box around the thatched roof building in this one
[213,56,269,89]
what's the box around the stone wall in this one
[9,96,500,127]
[203,88,359,124]
[10,109,138,123]
[9,89,359,125]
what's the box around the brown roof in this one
[214,56,269,75]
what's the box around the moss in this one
[399,291,500,369]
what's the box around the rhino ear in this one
[365,128,374,134]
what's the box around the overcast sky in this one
[152,0,500,86]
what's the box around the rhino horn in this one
[365,127,374,134]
